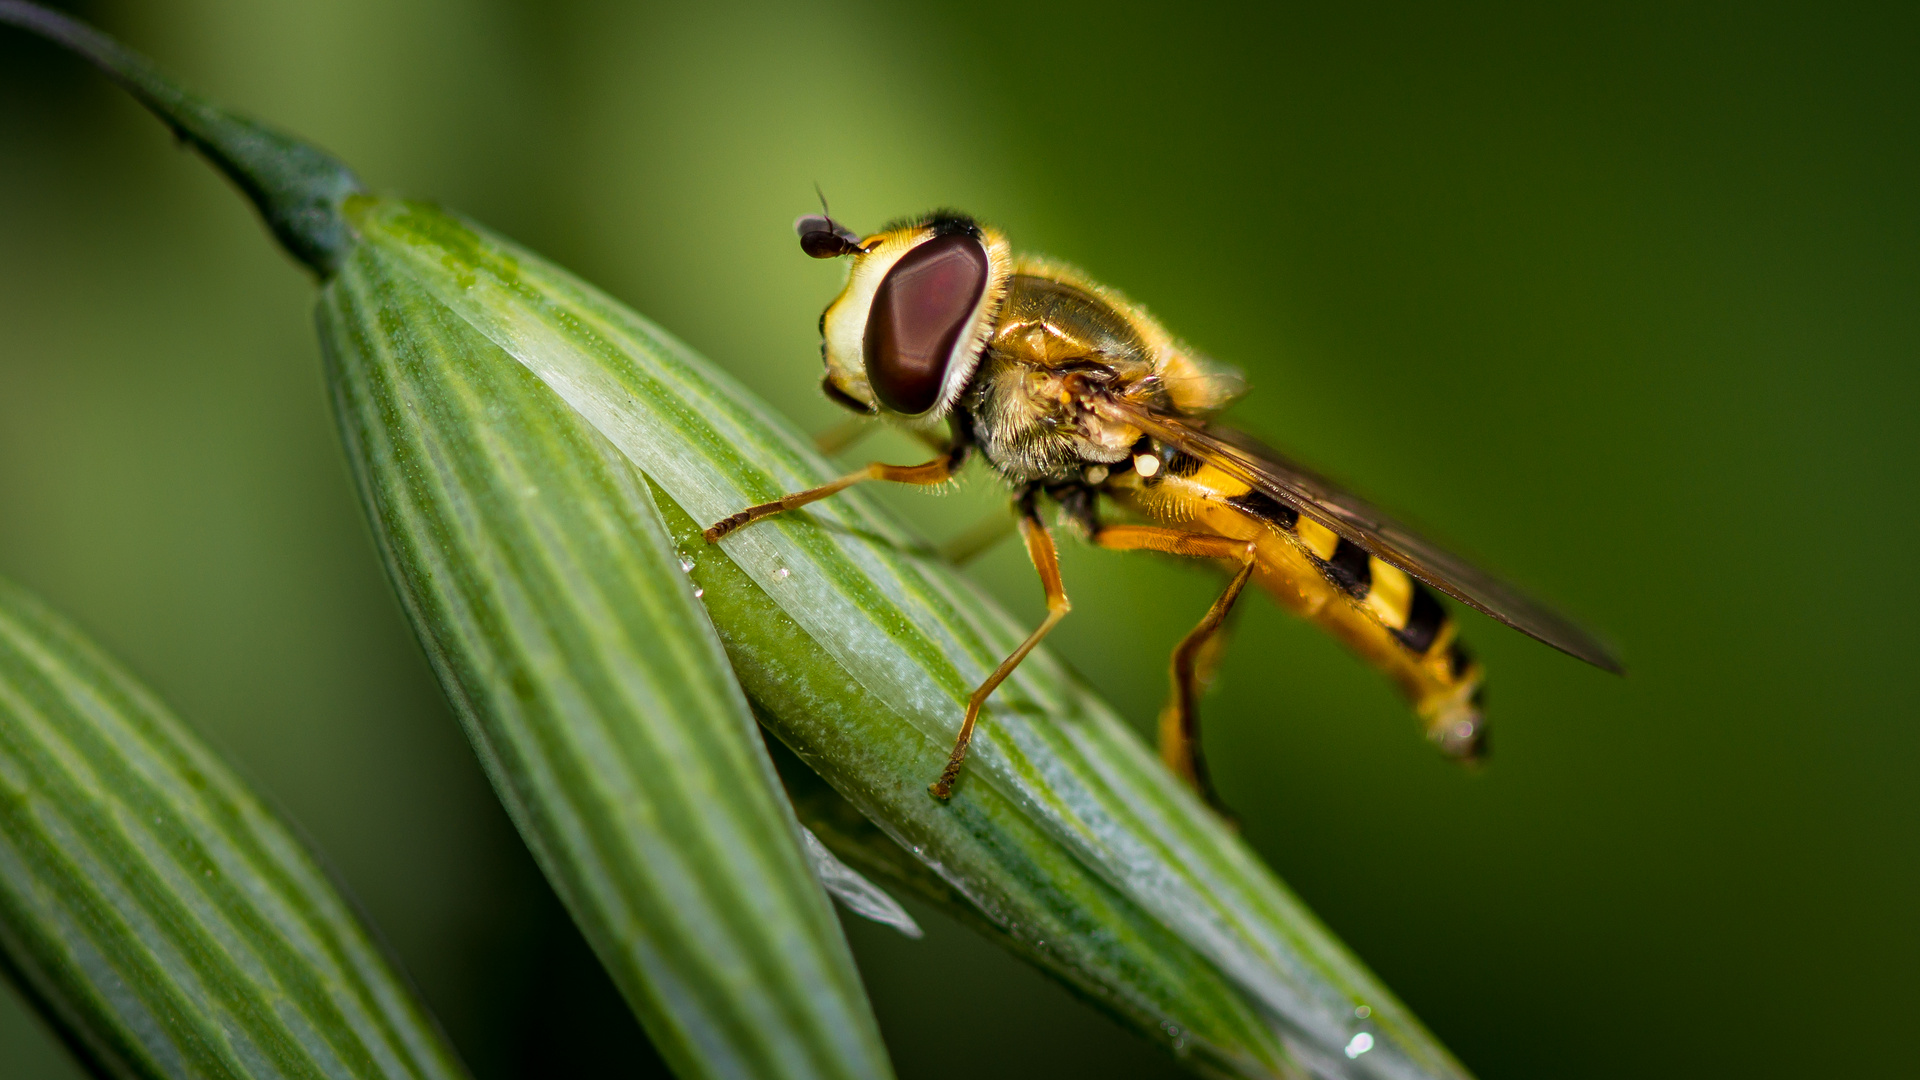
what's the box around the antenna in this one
[795,183,867,258]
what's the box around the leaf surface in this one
[352,197,1473,1080]
[320,243,895,1080]
[0,577,471,1080]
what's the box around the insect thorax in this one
[960,273,1165,483]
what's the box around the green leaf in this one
[0,5,1474,1073]
[0,7,899,1076]
[318,238,895,1080]
[348,196,1476,1080]
[0,577,472,1080]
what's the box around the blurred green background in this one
[1,1,1914,1077]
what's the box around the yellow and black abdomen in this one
[1109,459,1488,760]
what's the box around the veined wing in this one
[1106,399,1624,673]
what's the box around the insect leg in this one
[929,499,1070,801]
[703,444,964,543]
[1159,561,1255,815]
[1091,526,1256,813]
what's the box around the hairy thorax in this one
[963,273,1159,482]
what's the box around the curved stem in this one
[0,0,364,276]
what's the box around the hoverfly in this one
[706,209,1621,809]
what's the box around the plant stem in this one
[0,0,363,275]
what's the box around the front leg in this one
[703,442,967,543]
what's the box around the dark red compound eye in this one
[862,233,989,414]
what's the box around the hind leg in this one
[1092,526,1255,814]
[1157,561,1254,813]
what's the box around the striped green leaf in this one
[0,5,1475,1073]
[350,196,1475,1080]
[0,577,471,1080]
[318,243,894,1080]
[0,7,898,1077]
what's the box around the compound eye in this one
[795,214,863,258]
[863,233,989,414]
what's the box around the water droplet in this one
[678,556,696,573]
[1344,1032,1374,1059]
[692,587,704,599]
[1354,1005,1371,1019]
[774,567,790,580]
[1159,1022,1190,1056]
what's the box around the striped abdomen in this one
[1110,456,1487,759]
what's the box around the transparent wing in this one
[1108,399,1624,673]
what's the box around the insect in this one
[705,208,1621,809]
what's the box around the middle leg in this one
[929,496,1071,801]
